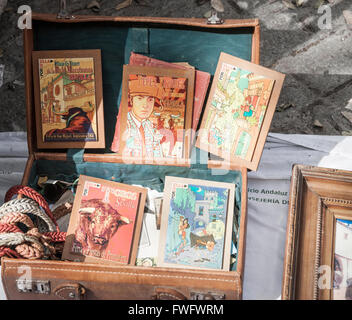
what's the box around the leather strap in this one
[152,287,187,300]
[54,283,86,300]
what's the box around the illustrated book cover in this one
[32,49,105,149]
[196,52,285,170]
[110,53,210,154]
[118,65,195,163]
[157,176,236,271]
[62,175,147,266]
[129,53,210,134]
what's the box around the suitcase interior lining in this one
[26,157,242,271]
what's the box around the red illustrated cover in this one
[75,185,139,263]
[110,53,210,153]
[62,175,147,266]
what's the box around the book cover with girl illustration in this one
[158,176,236,271]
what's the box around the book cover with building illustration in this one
[158,176,235,271]
[32,50,105,149]
[118,65,195,163]
[196,52,285,170]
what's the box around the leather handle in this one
[152,287,187,300]
[53,283,86,300]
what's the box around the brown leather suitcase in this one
[0,9,265,300]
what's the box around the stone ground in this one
[0,0,351,135]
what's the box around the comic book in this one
[110,53,210,153]
[118,65,195,162]
[158,176,235,271]
[196,52,276,163]
[62,175,147,265]
[32,50,105,149]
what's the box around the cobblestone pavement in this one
[0,0,351,135]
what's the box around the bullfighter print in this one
[120,69,189,160]
[123,78,164,158]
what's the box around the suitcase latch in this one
[190,291,225,300]
[16,279,50,294]
[207,10,224,25]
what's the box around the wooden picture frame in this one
[157,176,235,271]
[118,65,195,166]
[62,175,147,266]
[196,52,285,171]
[282,165,352,300]
[32,49,105,149]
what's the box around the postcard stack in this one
[110,52,211,164]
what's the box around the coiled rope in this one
[0,185,67,260]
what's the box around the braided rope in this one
[1,197,33,208]
[43,231,66,243]
[0,198,57,232]
[0,247,22,258]
[16,242,44,259]
[0,185,67,260]
[0,232,43,247]
[0,223,22,233]
[5,185,58,229]
[0,198,42,216]
[0,212,35,229]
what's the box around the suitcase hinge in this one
[57,0,75,19]
[190,291,225,300]
[16,279,51,294]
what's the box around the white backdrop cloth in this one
[0,131,352,300]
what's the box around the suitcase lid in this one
[23,13,280,171]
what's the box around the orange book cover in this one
[118,65,195,162]
[62,175,147,265]
[110,53,210,153]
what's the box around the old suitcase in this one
[1,10,266,300]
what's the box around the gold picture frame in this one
[282,165,352,300]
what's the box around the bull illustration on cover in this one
[74,199,131,258]
[44,104,96,141]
